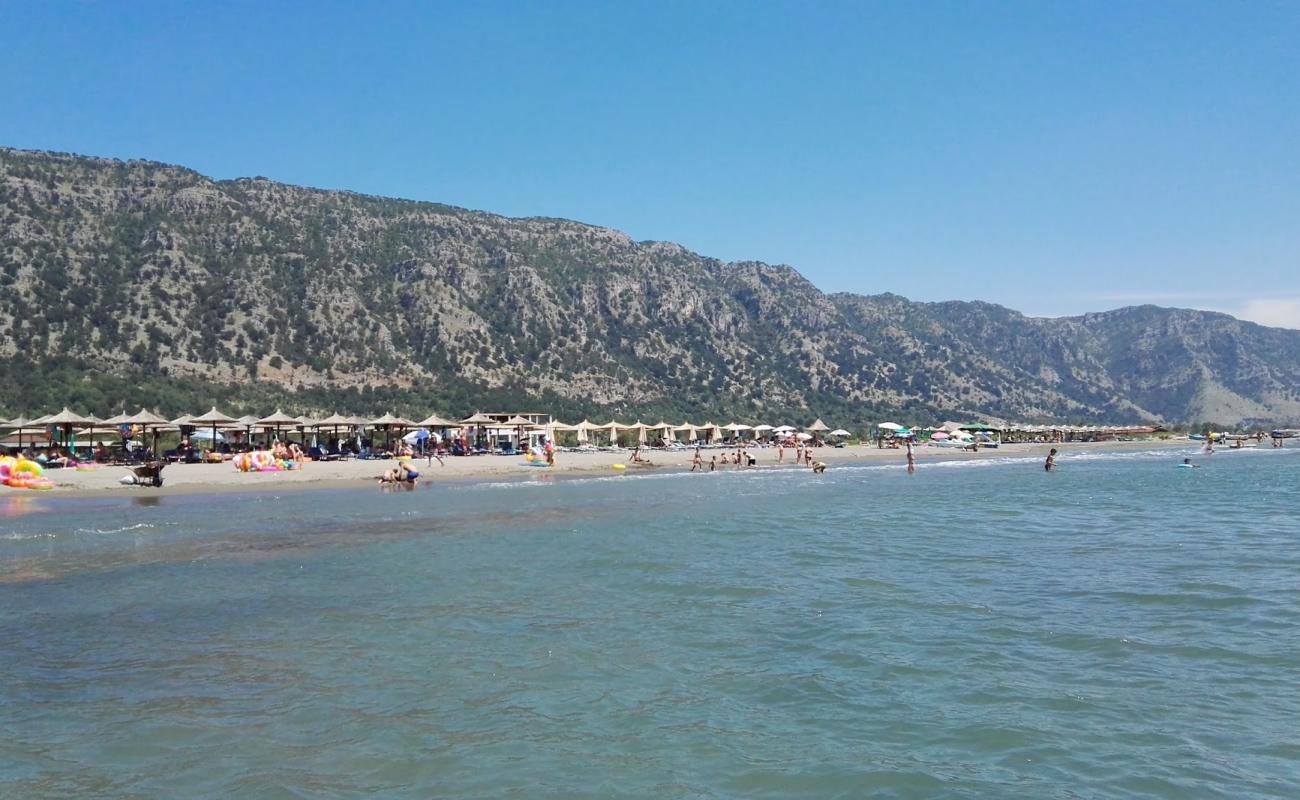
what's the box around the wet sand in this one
[8,439,1198,500]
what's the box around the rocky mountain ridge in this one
[2,146,1298,425]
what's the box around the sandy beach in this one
[8,439,1199,500]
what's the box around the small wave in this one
[75,522,158,535]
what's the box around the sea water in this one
[2,446,1299,798]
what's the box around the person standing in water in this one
[691,447,702,472]
[906,440,916,474]
[1045,448,1057,471]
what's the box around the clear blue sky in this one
[3,1,1298,326]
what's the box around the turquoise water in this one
[2,446,1299,798]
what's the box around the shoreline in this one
[4,439,1205,502]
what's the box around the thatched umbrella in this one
[460,412,495,452]
[41,408,93,453]
[190,407,237,454]
[256,409,301,443]
[502,415,534,450]
[370,412,416,451]
[126,409,171,457]
[2,416,39,452]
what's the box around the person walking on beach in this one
[691,447,702,472]
[1045,448,1057,472]
[427,431,445,467]
[906,440,915,475]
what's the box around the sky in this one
[2,1,1298,327]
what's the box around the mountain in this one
[2,146,1298,426]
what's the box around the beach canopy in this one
[2,415,36,430]
[877,422,905,431]
[753,424,774,432]
[830,429,851,436]
[257,410,302,426]
[370,412,415,427]
[191,407,237,425]
[42,407,93,426]
[806,419,830,432]
[774,425,795,432]
[723,422,752,431]
[795,432,813,440]
[549,422,580,431]
[503,415,534,426]
[296,416,322,428]
[318,412,361,427]
[460,412,495,425]
[931,431,950,439]
[102,411,131,425]
[125,409,170,427]
[673,422,696,431]
[417,414,456,427]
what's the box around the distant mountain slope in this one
[2,146,1298,425]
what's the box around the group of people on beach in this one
[688,446,826,474]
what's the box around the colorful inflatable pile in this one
[0,455,55,490]
[232,451,301,473]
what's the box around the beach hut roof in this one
[41,407,93,426]
[101,411,131,425]
[416,414,456,427]
[370,412,416,427]
[231,414,261,426]
[120,411,169,429]
[317,412,356,426]
[257,409,301,425]
[191,407,237,425]
[460,412,495,424]
[296,416,322,428]
[2,415,37,430]
[503,415,535,426]
[169,414,194,426]
[807,419,830,431]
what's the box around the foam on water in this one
[2,448,1299,798]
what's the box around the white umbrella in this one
[795,432,813,440]
[878,422,905,431]
[830,429,851,437]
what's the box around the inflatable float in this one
[0,456,55,490]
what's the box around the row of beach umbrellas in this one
[2,408,851,450]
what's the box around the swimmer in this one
[811,461,826,474]
[1181,457,1200,468]
[906,440,915,475]
[1045,448,1057,472]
